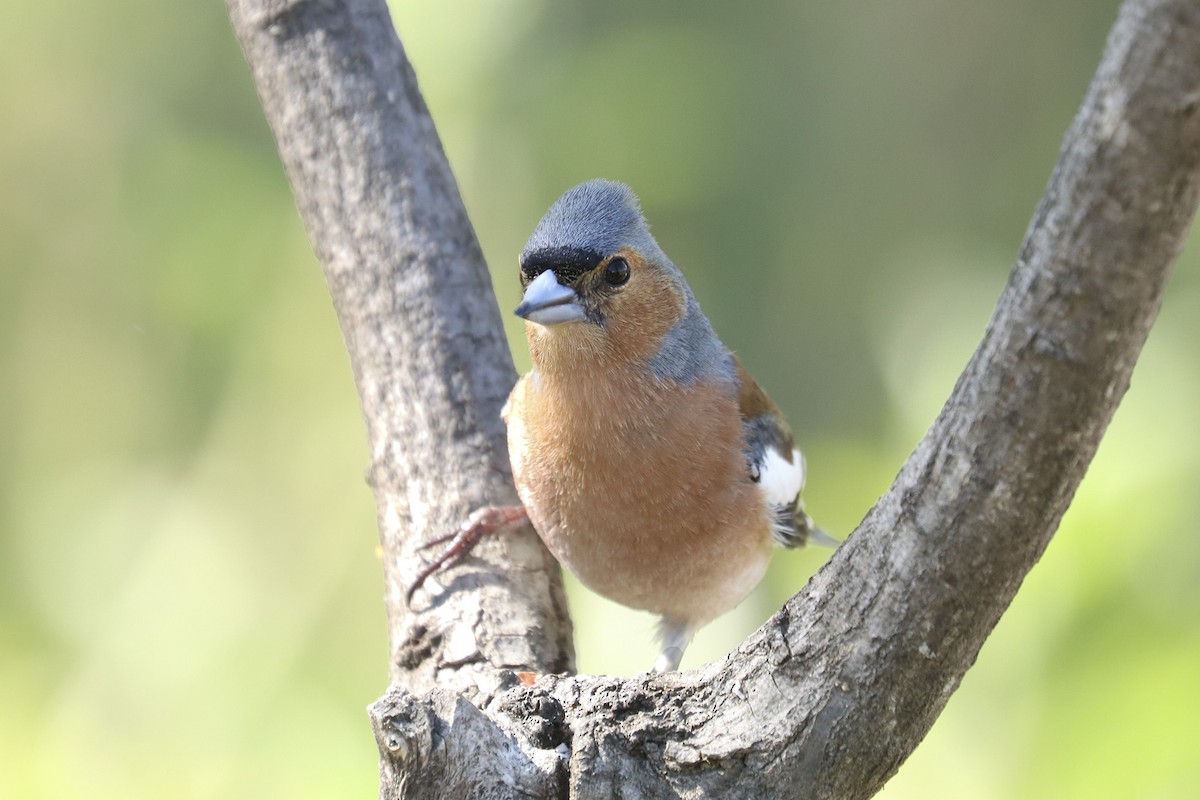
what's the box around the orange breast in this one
[507,366,774,627]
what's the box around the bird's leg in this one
[654,617,696,673]
[406,505,528,605]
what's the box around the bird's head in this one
[515,180,697,370]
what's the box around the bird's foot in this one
[653,617,696,673]
[653,647,685,674]
[406,505,528,605]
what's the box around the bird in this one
[410,179,827,673]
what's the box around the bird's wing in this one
[733,357,812,548]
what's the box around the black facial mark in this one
[520,246,606,286]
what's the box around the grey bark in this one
[227,0,1200,798]
[225,0,574,704]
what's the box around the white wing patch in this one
[757,447,805,509]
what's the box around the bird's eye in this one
[604,257,631,287]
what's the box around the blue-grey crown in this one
[521,180,670,270]
[519,179,734,387]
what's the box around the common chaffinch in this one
[412,180,826,673]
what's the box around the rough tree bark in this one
[227,1,1200,798]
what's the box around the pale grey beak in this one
[514,269,587,326]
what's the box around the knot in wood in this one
[497,686,570,751]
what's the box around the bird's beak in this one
[514,269,587,326]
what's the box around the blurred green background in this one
[3,0,1198,797]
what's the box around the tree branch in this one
[225,0,574,701]
[228,0,1200,797]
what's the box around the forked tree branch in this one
[227,0,1200,797]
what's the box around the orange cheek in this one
[604,251,686,364]
[520,250,686,371]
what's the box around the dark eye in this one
[604,257,631,287]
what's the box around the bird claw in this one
[406,506,528,605]
[415,528,463,552]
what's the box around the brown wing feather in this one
[733,357,818,548]
[734,357,796,459]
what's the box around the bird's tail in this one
[775,504,840,549]
[805,522,841,548]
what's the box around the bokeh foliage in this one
[2,0,1197,797]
